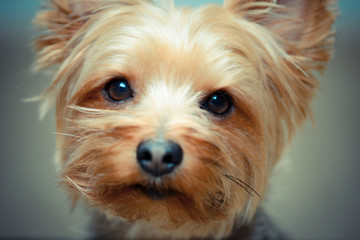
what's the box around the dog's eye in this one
[202,91,233,115]
[105,77,133,102]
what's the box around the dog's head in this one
[33,0,335,238]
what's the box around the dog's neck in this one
[89,208,285,240]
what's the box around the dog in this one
[32,0,336,239]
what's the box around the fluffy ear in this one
[33,0,99,70]
[33,0,151,71]
[223,0,336,154]
[223,0,337,72]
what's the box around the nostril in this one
[163,153,173,164]
[142,150,152,161]
[166,141,183,165]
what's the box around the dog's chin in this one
[133,184,180,200]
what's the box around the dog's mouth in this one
[133,184,179,200]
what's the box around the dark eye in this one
[202,91,233,115]
[104,77,133,102]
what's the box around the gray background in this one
[1,0,359,239]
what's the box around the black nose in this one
[136,139,183,177]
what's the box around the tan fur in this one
[33,0,336,239]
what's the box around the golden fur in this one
[33,0,336,239]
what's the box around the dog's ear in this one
[223,0,336,151]
[33,0,151,71]
[33,0,99,70]
[223,0,337,72]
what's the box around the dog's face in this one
[33,0,335,237]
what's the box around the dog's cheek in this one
[216,106,268,219]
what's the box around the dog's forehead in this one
[79,5,246,94]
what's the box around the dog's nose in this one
[136,139,183,177]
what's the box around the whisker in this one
[233,176,261,198]
[224,175,254,197]
[52,131,80,138]
[64,176,91,197]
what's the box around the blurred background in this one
[0,0,359,239]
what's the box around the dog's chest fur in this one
[90,209,286,240]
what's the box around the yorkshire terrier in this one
[32,0,336,239]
